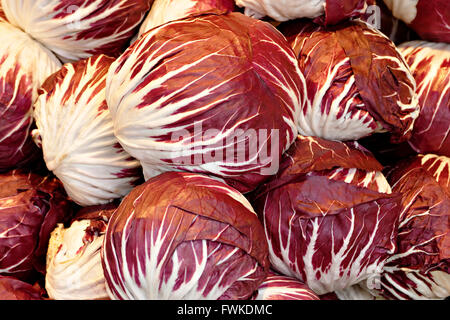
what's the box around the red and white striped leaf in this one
[398,41,450,157]
[374,154,450,300]
[0,170,72,279]
[378,269,449,300]
[101,172,269,300]
[1,0,152,62]
[252,271,319,300]
[317,0,370,25]
[0,21,61,172]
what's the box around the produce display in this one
[0,0,448,301]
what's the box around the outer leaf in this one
[398,41,450,157]
[317,0,369,26]
[137,0,235,39]
[252,270,319,300]
[0,276,44,300]
[0,170,72,279]
[0,21,61,172]
[375,154,450,300]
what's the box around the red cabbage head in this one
[101,172,270,300]
[280,19,419,143]
[33,54,143,206]
[106,11,305,193]
[252,135,403,295]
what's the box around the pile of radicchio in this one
[0,0,448,302]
